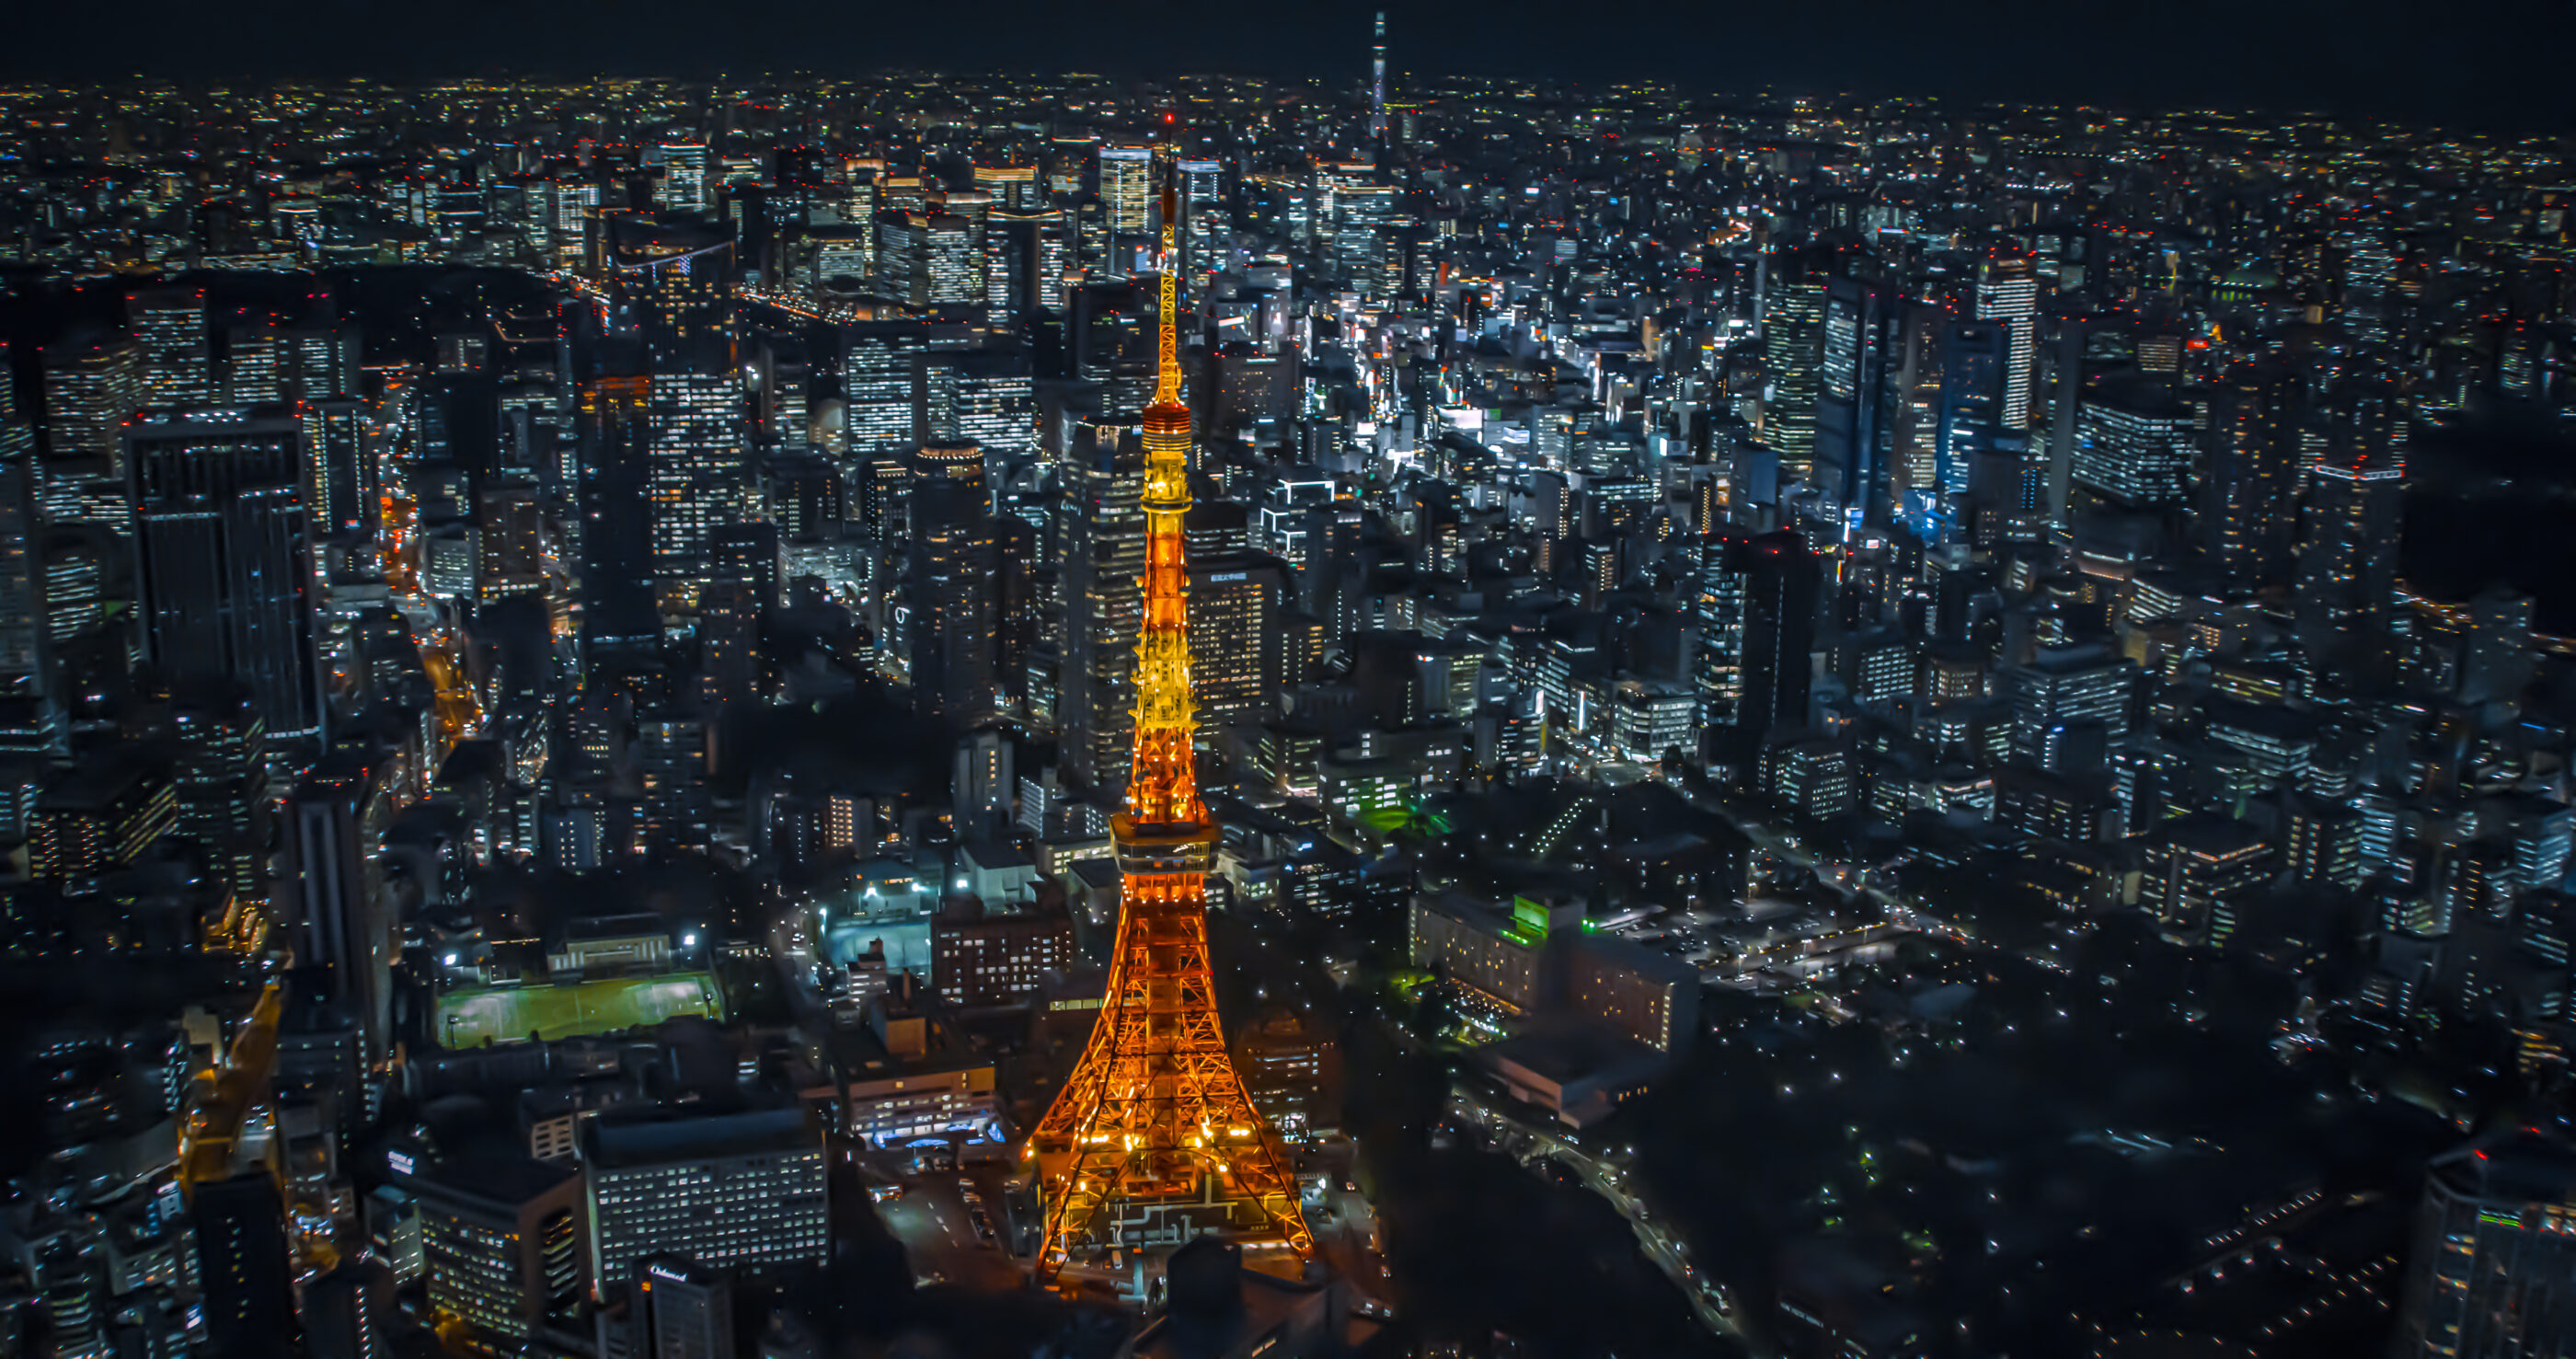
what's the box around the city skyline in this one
[3,0,2568,127]
[2,35,2575,1359]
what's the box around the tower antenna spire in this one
[1371,11,1387,143]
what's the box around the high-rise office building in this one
[907,440,997,720]
[843,322,928,458]
[1717,529,1820,770]
[648,370,745,616]
[300,1261,386,1359]
[1816,276,1896,522]
[1933,319,2007,506]
[2070,380,2196,508]
[2285,794,2366,891]
[581,1109,828,1291]
[195,1172,297,1359]
[2296,393,2406,643]
[39,330,141,527]
[906,213,984,308]
[0,417,60,759]
[1058,421,1144,791]
[410,1155,587,1354]
[1177,158,1225,278]
[627,1255,736,1359]
[1098,145,1156,239]
[914,350,1035,458]
[2202,360,2300,589]
[696,523,774,712]
[223,324,287,404]
[604,221,735,360]
[2143,814,2274,947]
[305,398,377,544]
[577,376,661,653]
[659,138,709,214]
[173,685,267,905]
[1694,529,1752,739]
[2010,643,2133,773]
[1331,182,1396,295]
[1975,250,2040,430]
[952,727,1013,838]
[128,286,212,408]
[1188,546,1286,733]
[2393,1131,2576,1359]
[1761,272,1824,483]
[972,163,1041,212]
[283,321,359,402]
[289,753,394,1060]
[124,406,324,749]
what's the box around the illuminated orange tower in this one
[1027,147,1315,1283]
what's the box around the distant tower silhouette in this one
[1371,12,1388,143]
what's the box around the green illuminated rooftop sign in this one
[1507,895,1554,945]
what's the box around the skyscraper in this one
[2296,386,2406,644]
[0,413,60,759]
[1693,528,1752,741]
[305,398,377,544]
[410,1155,587,1354]
[124,406,324,750]
[628,1256,736,1359]
[289,753,393,1061]
[1058,420,1144,791]
[2070,379,2195,508]
[659,137,709,214]
[1816,276,1896,523]
[1732,529,1820,769]
[39,330,141,528]
[128,286,212,409]
[1975,250,2040,430]
[843,321,929,459]
[299,1261,386,1359]
[1761,271,1824,484]
[952,727,1013,838]
[1934,320,2007,506]
[194,1172,297,1359]
[647,369,743,616]
[2202,360,2300,589]
[576,375,661,654]
[906,212,984,308]
[173,685,267,906]
[2393,1131,2576,1359]
[907,439,997,720]
[1098,145,1155,240]
[914,350,1036,457]
[1186,539,1286,733]
[2010,643,2133,774]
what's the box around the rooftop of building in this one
[2430,1126,2576,1204]
[581,1105,818,1169]
[409,1148,581,1209]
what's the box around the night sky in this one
[6,0,2571,128]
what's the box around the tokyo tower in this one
[1025,143,1316,1283]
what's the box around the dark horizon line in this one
[0,64,2552,139]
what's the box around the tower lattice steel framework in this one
[1026,145,1316,1283]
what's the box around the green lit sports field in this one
[434,973,726,1048]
